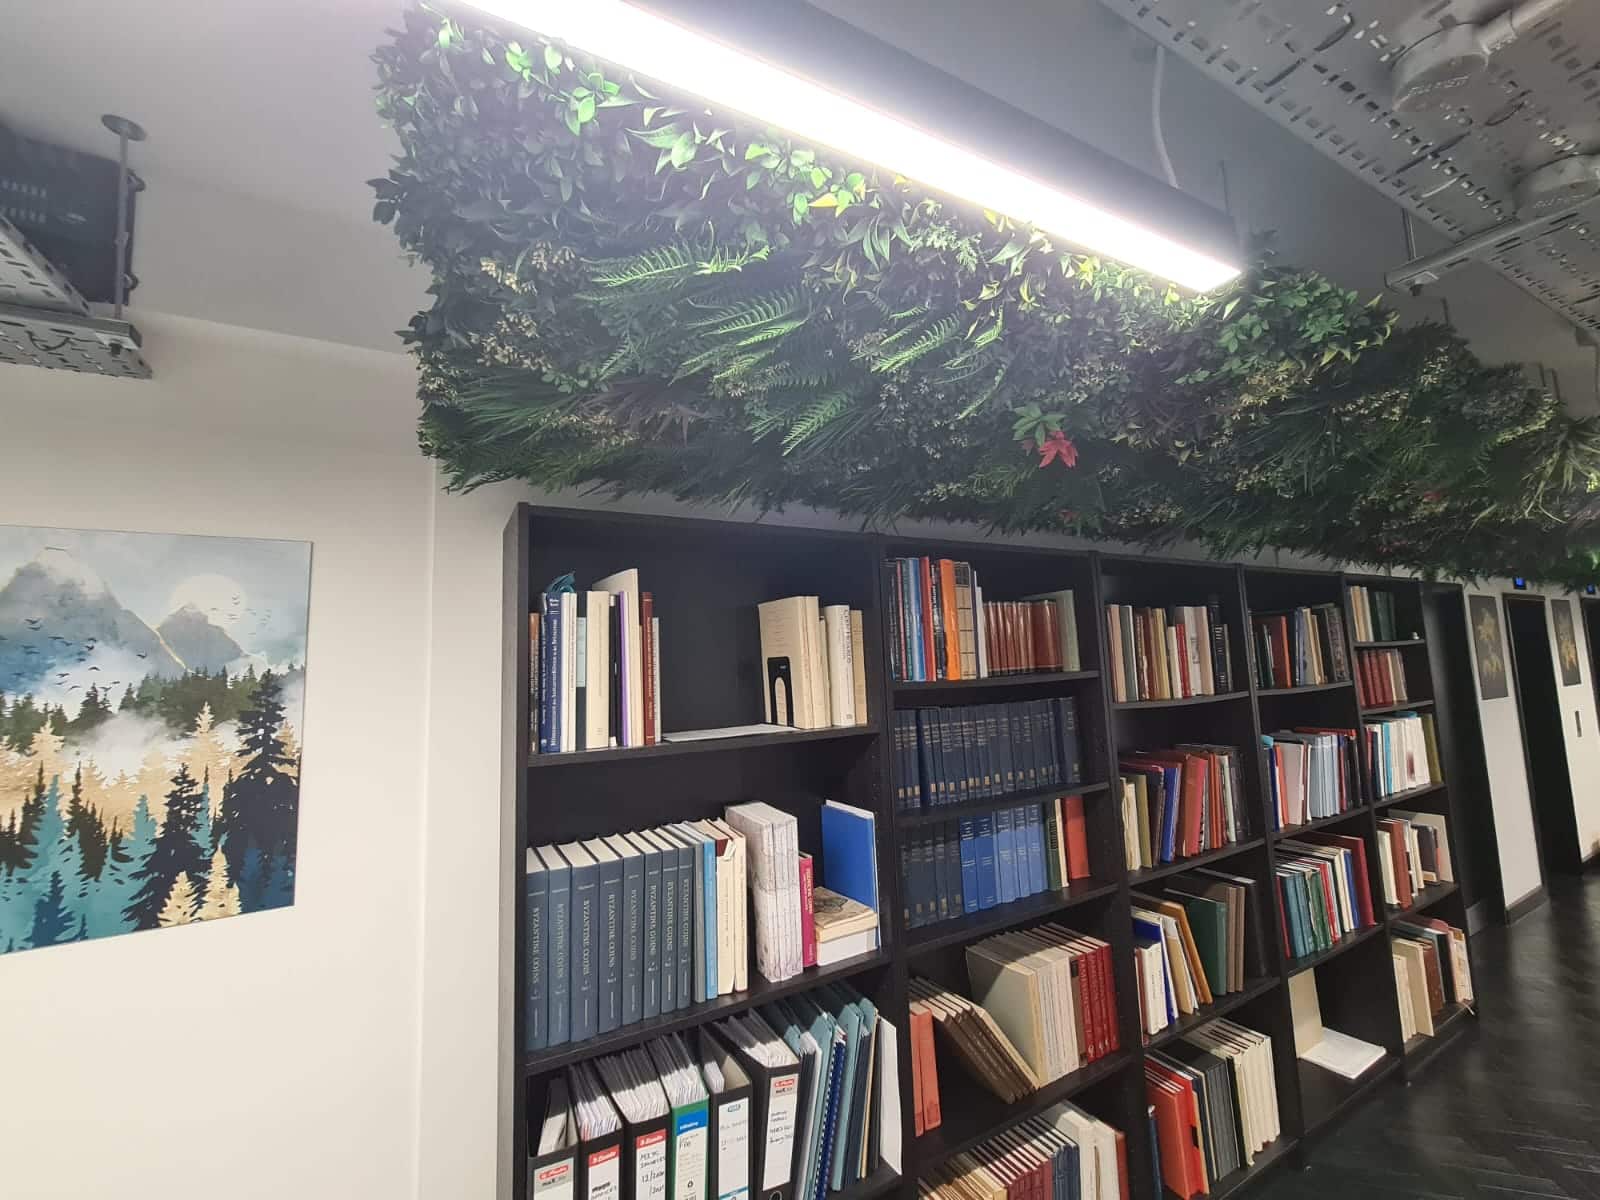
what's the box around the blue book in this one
[672,824,718,1001]
[815,1031,847,1200]
[973,813,999,910]
[957,816,980,914]
[905,560,925,681]
[994,807,1019,904]
[557,841,598,1043]
[583,838,624,1035]
[1023,804,1046,895]
[661,828,703,1003]
[537,846,571,1046]
[606,835,645,1026]
[916,711,936,808]
[626,832,663,1020]
[820,801,879,913]
[642,830,678,1012]
[827,993,865,1191]
[1160,765,1182,861]
[538,593,560,754]
[1134,916,1177,1022]
[524,848,550,1050]
[930,825,951,922]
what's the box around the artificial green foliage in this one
[373,7,1600,585]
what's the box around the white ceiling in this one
[3,0,1596,411]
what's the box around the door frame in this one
[1500,592,1553,917]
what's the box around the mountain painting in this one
[0,526,311,954]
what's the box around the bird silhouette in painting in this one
[136,652,147,659]
[88,666,100,672]
[50,635,69,644]
[24,618,41,629]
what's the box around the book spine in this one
[885,561,904,682]
[641,850,661,1020]
[525,864,548,1051]
[539,594,560,754]
[994,807,1018,903]
[974,813,999,909]
[799,852,817,967]
[899,839,915,929]
[547,867,571,1045]
[621,855,643,1026]
[1206,597,1228,692]
[957,816,981,914]
[596,859,623,1034]
[569,859,597,1043]
[641,592,656,746]
[676,846,693,1008]
[931,824,950,921]
[1024,803,1046,895]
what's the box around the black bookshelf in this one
[504,508,1481,1200]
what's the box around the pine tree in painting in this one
[196,848,241,921]
[14,763,46,869]
[157,872,197,928]
[29,871,74,948]
[0,860,30,951]
[221,672,299,913]
[125,765,208,931]
[22,776,88,923]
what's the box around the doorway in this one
[1504,595,1582,878]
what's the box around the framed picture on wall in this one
[0,525,311,955]
[1468,594,1510,701]
[1552,598,1582,687]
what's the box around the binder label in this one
[761,1077,800,1190]
[634,1129,668,1200]
[534,1160,576,1200]
[715,1097,750,1200]
[672,1110,709,1200]
[585,1144,621,1200]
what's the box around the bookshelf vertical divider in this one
[505,507,1479,1200]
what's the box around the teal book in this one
[537,846,571,1047]
[556,841,598,1043]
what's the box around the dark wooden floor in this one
[1257,872,1600,1200]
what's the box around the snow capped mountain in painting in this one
[157,603,244,673]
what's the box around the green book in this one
[1171,890,1230,996]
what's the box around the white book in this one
[1301,1028,1385,1080]
[848,610,868,728]
[724,802,800,981]
[1394,951,1417,1040]
[974,582,989,678]
[584,591,610,751]
[593,568,644,746]
[823,605,854,726]
[876,1019,902,1173]
[560,591,578,754]
[804,597,827,731]
[651,616,662,742]
[707,819,749,992]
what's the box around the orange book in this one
[1115,1130,1129,1200]
[914,1007,940,1129]
[1063,794,1091,880]
[1146,1063,1207,1199]
[939,559,961,680]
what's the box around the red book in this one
[919,557,936,681]
[1115,1130,1130,1200]
[1146,1063,1207,1199]
[914,1008,940,1129]
[798,852,817,967]
[1062,794,1091,880]
[1271,615,1293,687]
[640,591,656,746]
[1173,611,1191,697]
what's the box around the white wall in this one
[0,314,434,1200]
[1547,597,1600,862]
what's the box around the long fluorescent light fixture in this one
[459,0,1244,292]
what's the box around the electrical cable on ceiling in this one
[1153,45,1178,189]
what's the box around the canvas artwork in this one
[0,526,310,954]
[1469,594,1510,701]
[1552,599,1582,688]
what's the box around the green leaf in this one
[669,132,696,168]
[576,95,597,123]
[544,44,563,70]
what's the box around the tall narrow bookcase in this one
[504,506,1480,1200]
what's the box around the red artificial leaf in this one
[1037,430,1078,469]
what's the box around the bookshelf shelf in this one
[520,948,890,1075]
[904,879,1121,955]
[894,780,1110,828]
[1271,808,1367,840]
[1127,837,1266,887]
[1359,698,1435,716]
[527,722,878,767]
[1143,976,1280,1051]
[911,1050,1134,1171]
[892,669,1099,696]
[1374,780,1447,808]
[1283,922,1383,975]
[505,510,1479,1200]
[1112,690,1251,710]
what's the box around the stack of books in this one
[891,698,1083,812]
[899,798,1091,930]
[1355,648,1409,707]
[1262,728,1358,829]
[1365,711,1440,797]
[534,984,899,1200]
[524,822,750,1051]
[1274,834,1376,961]
[1145,1019,1281,1199]
[1250,605,1350,689]
[884,556,1080,682]
[1392,917,1474,1039]
[1288,970,1386,1081]
[756,596,869,729]
[533,568,662,754]
[1105,600,1234,702]
[963,925,1120,1085]
[1347,585,1403,642]
[1132,877,1255,1039]
[917,1100,1128,1200]
[1118,745,1251,870]
[909,977,1040,1104]
[1376,811,1453,909]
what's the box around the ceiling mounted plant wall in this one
[372,6,1600,585]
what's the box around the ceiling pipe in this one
[1392,0,1573,113]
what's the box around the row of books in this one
[1250,605,1350,690]
[1392,917,1474,1040]
[1356,648,1410,708]
[1146,1019,1281,1200]
[1366,711,1440,798]
[531,983,897,1200]
[1262,728,1359,829]
[916,1100,1128,1200]
[534,569,662,754]
[1132,873,1258,1040]
[1377,810,1454,910]
[1347,585,1404,643]
[964,924,1121,1086]
[1105,601,1235,703]
[756,596,869,730]
[884,556,1082,682]
[898,798,1091,930]
[1274,834,1377,962]
[1118,745,1251,871]
[890,699,1083,812]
